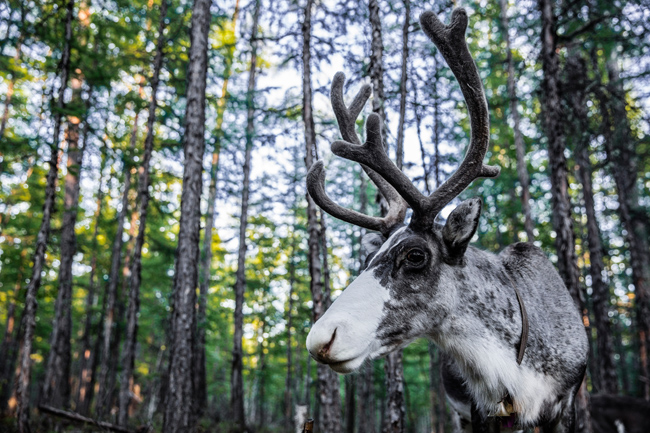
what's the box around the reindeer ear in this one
[442,198,481,262]
[361,233,384,255]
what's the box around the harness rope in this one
[506,273,529,365]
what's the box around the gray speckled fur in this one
[362,201,588,432]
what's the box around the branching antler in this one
[308,8,499,233]
[306,73,407,235]
[327,9,499,230]
[418,9,500,219]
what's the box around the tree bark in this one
[499,0,534,242]
[229,2,260,430]
[382,351,405,433]
[41,77,85,410]
[368,0,389,218]
[117,0,168,425]
[75,112,106,415]
[368,0,386,138]
[284,182,298,429]
[369,1,405,430]
[538,1,592,431]
[15,0,74,429]
[96,85,143,417]
[196,0,240,416]
[576,145,619,394]
[344,375,355,433]
[302,0,342,431]
[395,0,409,172]
[565,52,619,395]
[162,0,211,431]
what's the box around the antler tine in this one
[307,161,401,235]
[317,73,408,233]
[331,72,371,145]
[418,9,500,223]
[331,113,427,216]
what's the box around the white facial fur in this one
[306,228,407,373]
[306,272,389,373]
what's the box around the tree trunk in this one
[576,145,618,394]
[162,0,211,430]
[256,321,267,427]
[368,0,386,137]
[344,375,355,433]
[229,2,260,430]
[41,64,85,414]
[0,279,20,411]
[395,0,409,172]
[75,113,106,415]
[302,0,342,431]
[196,0,240,416]
[285,190,298,429]
[15,0,74,429]
[117,0,168,425]
[538,1,592,431]
[369,1,405,430]
[566,52,618,395]
[598,57,650,400]
[0,243,28,411]
[499,0,534,242]
[368,0,389,217]
[96,86,143,417]
[383,351,405,433]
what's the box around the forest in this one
[0,0,649,432]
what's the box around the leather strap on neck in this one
[506,274,529,365]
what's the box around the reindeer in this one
[305,8,588,433]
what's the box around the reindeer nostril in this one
[318,328,337,358]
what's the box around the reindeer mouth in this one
[327,354,367,374]
[309,346,372,374]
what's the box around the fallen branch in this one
[38,405,146,433]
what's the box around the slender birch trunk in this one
[41,76,85,410]
[301,0,342,431]
[118,0,169,425]
[230,2,260,430]
[196,0,240,415]
[15,0,74,429]
[284,170,299,429]
[395,0,409,172]
[538,1,592,431]
[96,88,143,417]
[163,0,212,430]
[369,1,405,430]
[565,52,619,395]
[499,0,534,242]
[75,117,106,415]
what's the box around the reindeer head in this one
[305,9,500,374]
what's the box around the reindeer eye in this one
[405,249,426,266]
